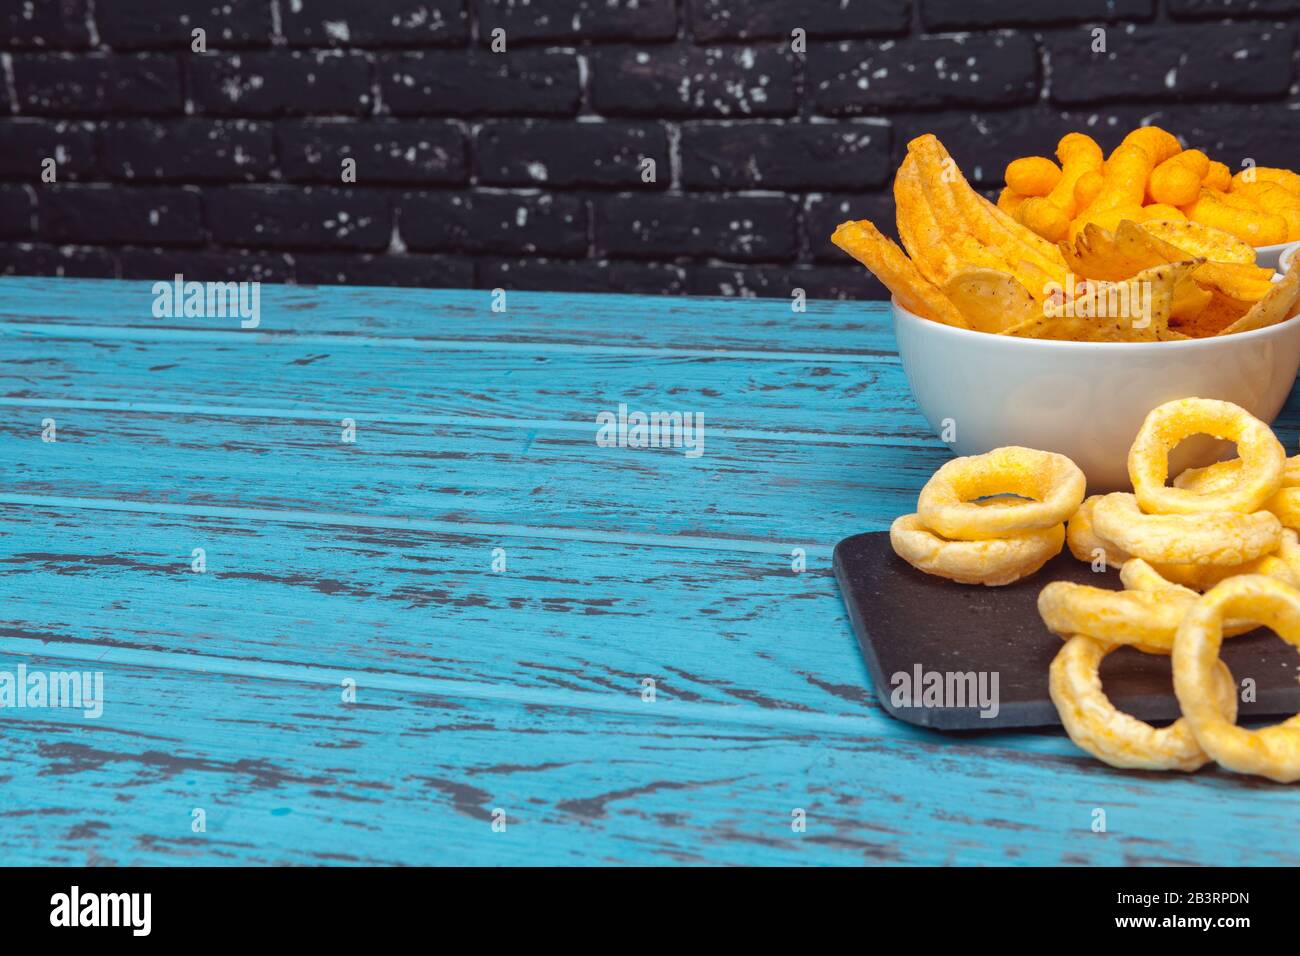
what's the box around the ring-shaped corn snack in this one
[1120,558,1259,635]
[1264,487,1300,530]
[1173,575,1300,782]
[1175,454,1300,497]
[889,514,1063,586]
[1092,492,1281,567]
[916,446,1085,541]
[1052,634,1236,772]
[1066,494,1131,566]
[1129,399,1284,515]
[1038,580,1192,651]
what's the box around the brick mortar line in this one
[0,53,16,115]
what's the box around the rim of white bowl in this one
[1258,241,1296,253]
[1280,241,1299,272]
[891,295,1300,350]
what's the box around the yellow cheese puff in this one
[1139,203,1187,222]
[1044,132,1103,218]
[1231,166,1300,196]
[1057,132,1104,165]
[1147,149,1210,206]
[1235,182,1300,241]
[997,186,1027,216]
[1149,159,1202,206]
[1121,126,1181,164]
[1015,196,1071,242]
[1073,169,1104,212]
[1091,144,1155,211]
[1005,156,1063,197]
[1187,191,1288,246]
[1215,189,1262,211]
[1203,161,1232,191]
[1068,203,1144,243]
[1177,149,1210,178]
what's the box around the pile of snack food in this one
[831,126,1300,340]
[999,126,1300,247]
[890,398,1300,782]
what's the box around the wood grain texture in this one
[3,276,1299,866]
[5,652,1297,867]
[0,409,945,543]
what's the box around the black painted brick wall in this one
[2,0,1299,299]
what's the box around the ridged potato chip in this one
[831,220,968,328]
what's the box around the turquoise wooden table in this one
[2,276,1297,866]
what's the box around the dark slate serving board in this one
[833,531,1300,730]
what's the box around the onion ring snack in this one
[1066,495,1131,566]
[1051,635,1236,772]
[1038,580,1191,651]
[889,514,1063,587]
[1175,455,1300,497]
[1173,575,1300,782]
[1091,492,1281,566]
[1129,399,1284,515]
[916,446,1085,541]
[1265,488,1300,531]
[1120,558,1260,636]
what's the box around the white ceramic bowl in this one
[892,299,1300,490]
[1281,241,1299,274]
[1258,241,1298,272]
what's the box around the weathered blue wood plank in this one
[6,277,1300,868]
[0,503,887,724]
[0,336,926,441]
[3,650,1297,867]
[2,410,947,544]
[0,277,897,355]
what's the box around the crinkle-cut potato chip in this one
[895,153,1012,288]
[893,154,962,286]
[831,220,968,328]
[1137,219,1257,265]
[941,269,1039,333]
[903,139,1060,300]
[1001,260,1193,342]
[907,134,1070,290]
[1219,259,1300,336]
